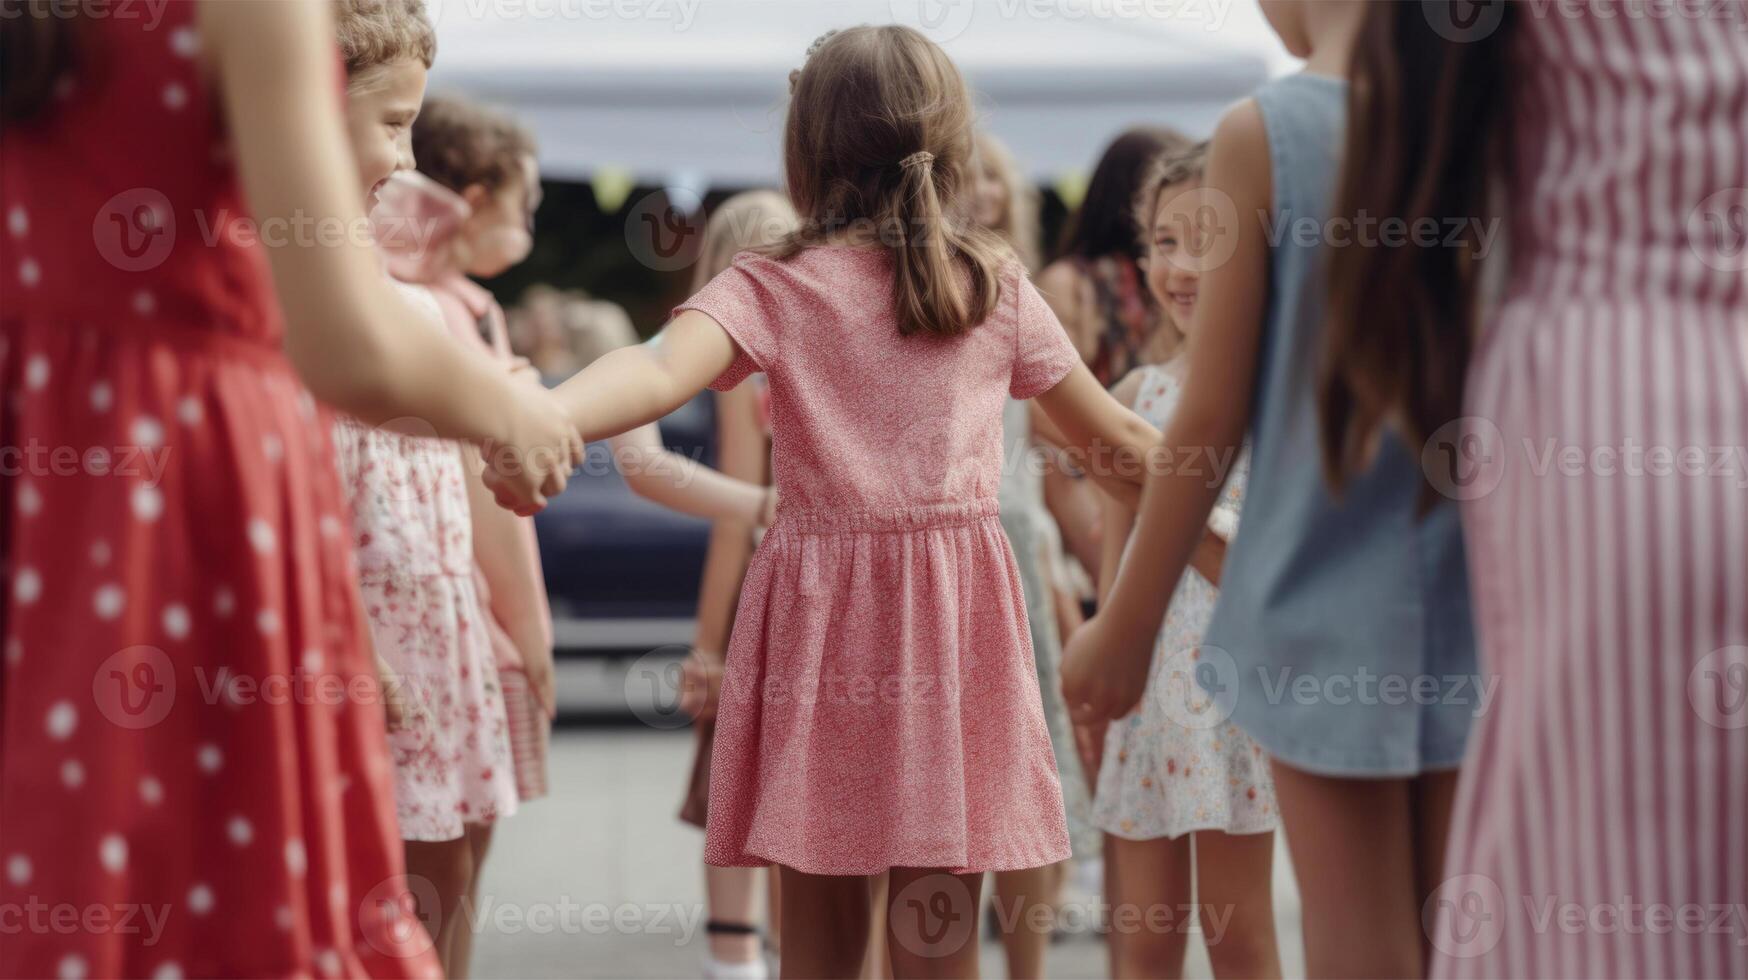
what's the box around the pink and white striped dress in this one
[1434,8,1747,979]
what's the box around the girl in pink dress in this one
[518,26,1164,977]
[0,1,578,976]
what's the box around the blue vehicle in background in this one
[535,392,716,657]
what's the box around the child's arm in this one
[554,311,738,441]
[1060,101,1272,722]
[683,383,769,720]
[201,0,579,513]
[461,445,557,717]
[487,311,736,511]
[1032,362,1161,507]
[1093,370,1148,605]
[609,424,773,525]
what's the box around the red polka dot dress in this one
[0,8,441,978]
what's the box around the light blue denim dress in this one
[1200,74,1478,777]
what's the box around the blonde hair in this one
[335,0,436,79]
[692,191,802,292]
[763,25,1010,339]
[973,131,1041,273]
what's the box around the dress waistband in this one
[771,498,1002,534]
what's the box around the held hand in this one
[1060,613,1151,723]
[483,386,584,516]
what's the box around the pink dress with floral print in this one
[332,283,517,841]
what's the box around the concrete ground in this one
[470,725,1306,979]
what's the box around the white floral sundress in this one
[332,282,517,841]
[1092,364,1277,840]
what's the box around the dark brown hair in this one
[412,94,537,195]
[0,1,80,123]
[1319,2,1516,497]
[335,0,436,78]
[764,25,1008,339]
[1056,126,1192,264]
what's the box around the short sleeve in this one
[1009,268,1081,399]
[674,254,782,392]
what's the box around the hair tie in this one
[899,151,935,172]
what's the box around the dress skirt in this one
[703,499,1073,875]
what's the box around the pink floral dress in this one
[1093,364,1276,840]
[332,283,517,841]
[684,248,1080,876]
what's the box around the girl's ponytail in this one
[890,150,999,338]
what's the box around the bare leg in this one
[1193,831,1281,979]
[991,862,1061,979]
[863,871,891,979]
[1410,770,1461,971]
[885,867,985,979]
[705,865,767,966]
[1269,760,1422,978]
[779,866,871,980]
[1104,834,1191,979]
[766,866,782,956]
[444,822,494,979]
[403,837,474,978]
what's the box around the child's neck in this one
[1299,0,1367,80]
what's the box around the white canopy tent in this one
[426,0,1296,192]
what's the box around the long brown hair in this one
[0,1,80,123]
[765,25,1007,339]
[1319,3,1516,496]
[1055,126,1190,265]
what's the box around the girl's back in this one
[685,247,1074,517]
